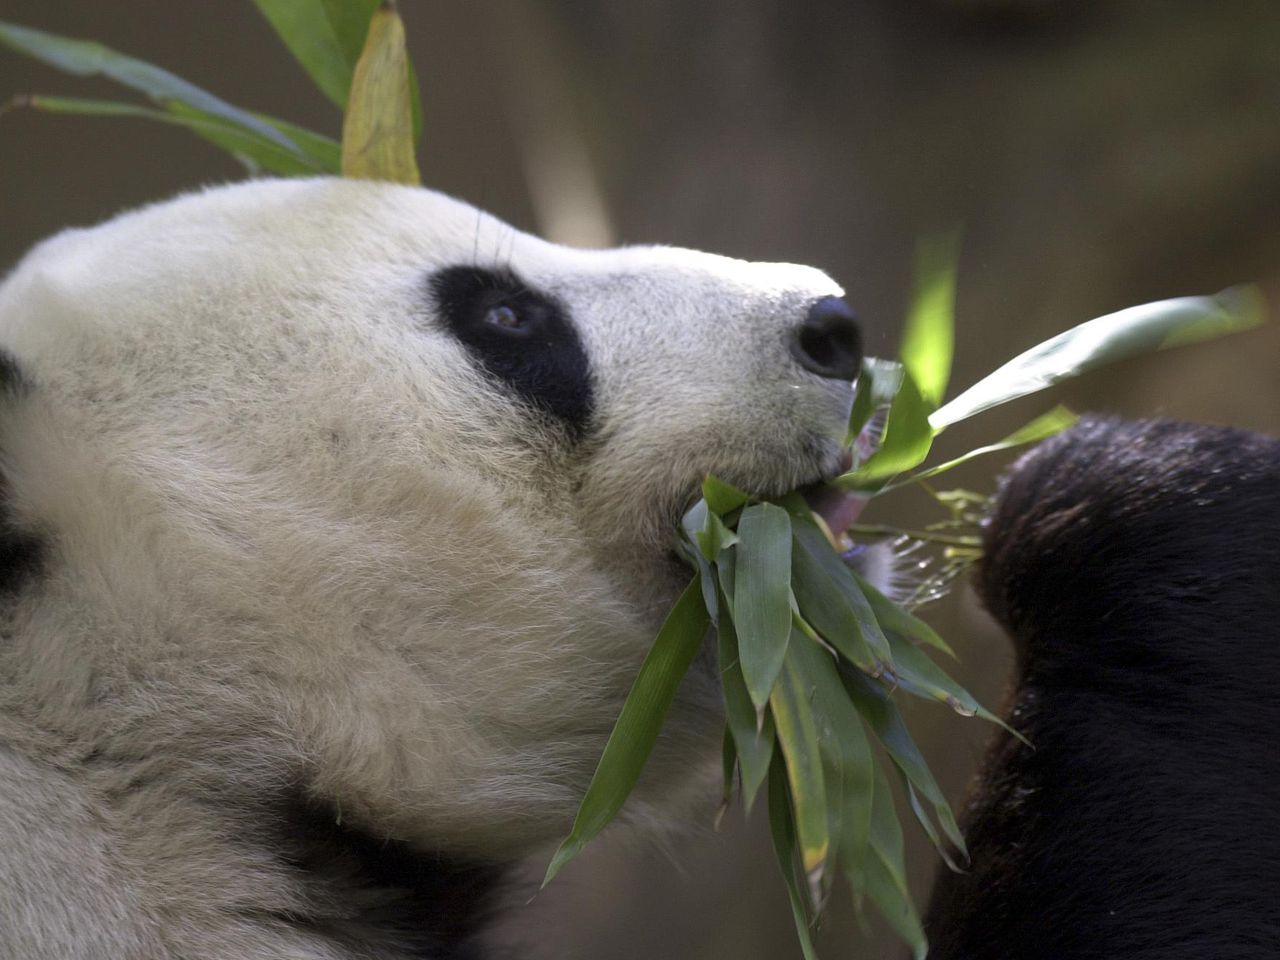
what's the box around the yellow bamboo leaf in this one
[340,1,419,184]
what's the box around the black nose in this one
[790,296,862,382]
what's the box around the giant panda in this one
[0,176,872,959]
[923,417,1280,959]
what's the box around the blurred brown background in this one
[2,2,1278,958]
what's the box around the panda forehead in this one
[391,182,841,300]
[18,178,840,321]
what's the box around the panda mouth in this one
[800,482,867,541]
[798,448,866,543]
[671,447,862,558]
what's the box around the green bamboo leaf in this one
[887,404,1078,491]
[767,757,821,960]
[8,95,336,176]
[694,551,719,624]
[341,1,420,184]
[696,509,738,563]
[770,637,830,886]
[720,725,738,813]
[849,569,951,657]
[930,286,1266,429]
[846,360,876,447]
[543,576,709,885]
[790,529,877,671]
[716,544,737,605]
[851,756,907,896]
[702,474,750,516]
[0,20,298,152]
[843,670,966,862]
[846,357,903,452]
[253,0,355,108]
[855,759,928,959]
[848,367,935,485]
[882,629,1001,725]
[787,635,874,894]
[733,503,794,708]
[789,517,891,663]
[676,500,720,619]
[321,0,382,65]
[900,228,960,410]
[904,779,956,867]
[717,597,774,811]
[3,93,159,120]
[166,101,339,174]
[680,498,710,550]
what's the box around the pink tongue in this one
[802,485,868,536]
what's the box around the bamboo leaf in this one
[702,474,750,516]
[900,228,960,410]
[680,498,710,551]
[770,637,830,886]
[905,779,954,868]
[787,635,874,893]
[843,670,966,861]
[888,405,1078,490]
[676,500,720,619]
[341,1,420,184]
[0,20,298,153]
[789,516,891,663]
[3,93,160,120]
[695,551,719,624]
[930,286,1266,429]
[716,544,738,606]
[882,629,1000,725]
[696,509,738,564]
[846,357,903,455]
[767,756,821,960]
[543,576,709,884]
[320,0,422,142]
[849,568,951,657]
[321,0,382,65]
[8,95,337,176]
[166,101,339,174]
[732,503,794,709]
[790,528,877,672]
[855,759,928,959]
[717,597,774,812]
[847,367,935,484]
[720,725,738,814]
[846,360,877,448]
[253,0,358,108]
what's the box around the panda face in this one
[0,178,859,856]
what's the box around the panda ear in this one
[0,347,44,597]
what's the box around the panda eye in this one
[484,304,530,335]
[428,265,594,436]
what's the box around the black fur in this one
[0,349,43,598]
[278,791,505,960]
[924,418,1280,958]
[429,267,594,436]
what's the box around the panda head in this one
[0,178,861,857]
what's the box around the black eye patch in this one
[428,266,594,436]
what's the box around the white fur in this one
[0,178,857,958]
